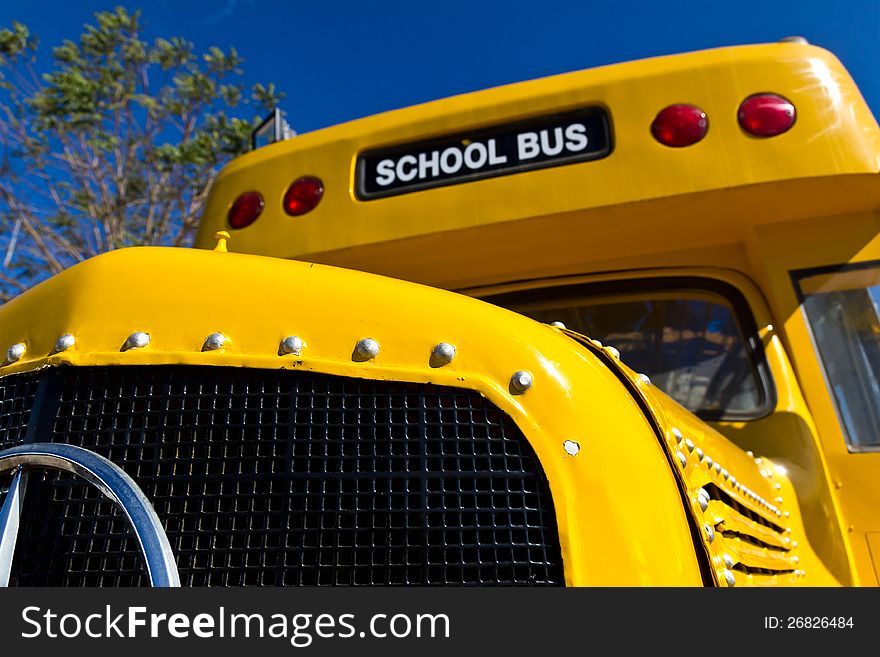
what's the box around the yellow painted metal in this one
[0,246,712,585]
[6,40,873,586]
[568,332,841,586]
[194,42,880,294]
[466,267,859,585]
[185,41,878,586]
[745,209,880,586]
[866,534,880,586]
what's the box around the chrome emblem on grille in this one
[0,443,180,587]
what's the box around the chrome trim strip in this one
[0,467,27,586]
[0,443,180,587]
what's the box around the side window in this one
[795,264,880,449]
[484,280,772,420]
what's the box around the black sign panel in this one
[356,107,612,200]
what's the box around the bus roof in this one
[195,42,880,290]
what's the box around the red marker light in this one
[651,104,709,147]
[738,94,796,137]
[283,176,324,216]
[227,191,264,229]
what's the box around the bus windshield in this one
[485,281,771,420]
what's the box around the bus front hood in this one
[0,246,835,585]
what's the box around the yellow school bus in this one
[0,40,875,587]
[195,39,880,585]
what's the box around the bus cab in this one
[195,41,880,586]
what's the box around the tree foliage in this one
[0,7,282,301]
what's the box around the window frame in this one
[483,276,777,422]
[791,259,880,453]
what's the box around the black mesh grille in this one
[0,370,38,450]
[0,366,564,586]
[15,471,147,586]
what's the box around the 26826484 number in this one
[764,617,854,629]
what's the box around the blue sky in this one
[0,0,878,133]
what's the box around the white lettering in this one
[315,614,336,638]
[440,147,463,174]
[151,613,167,637]
[540,127,565,156]
[231,613,264,638]
[59,614,81,638]
[463,142,488,169]
[373,118,591,191]
[337,614,356,638]
[21,606,41,638]
[106,605,124,637]
[167,613,190,638]
[371,614,388,638]
[416,613,451,638]
[85,613,103,638]
[418,150,439,179]
[375,159,396,186]
[565,123,588,151]
[43,609,58,638]
[128,606,147,637]
[291,614,314,648]
[390,614,412,638]
[396,155,417,182]
[488,138,508,165]
[193,613,215,638]
[268,614,288,638]
[517,132,540,159]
